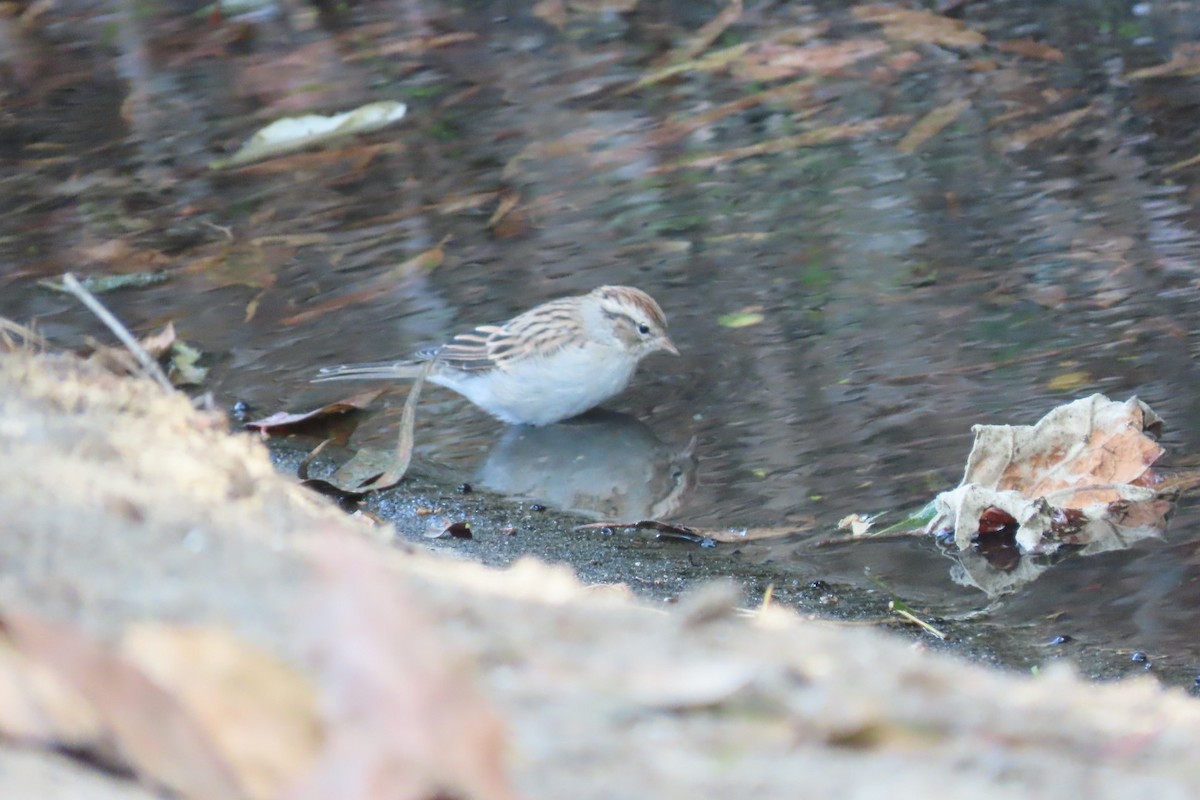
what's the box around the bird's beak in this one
[659,336,680,356]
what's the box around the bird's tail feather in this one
[313,361,426,382]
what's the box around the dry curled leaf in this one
[294,537,519,800]
[897,98,970,153]
[121,624,323,800]
[928,395,1169,557]
[1,612,248,800]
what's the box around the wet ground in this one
[3,0,1200,684]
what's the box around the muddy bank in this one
[2,348,1199,799]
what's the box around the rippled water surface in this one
[3,0,1200,681]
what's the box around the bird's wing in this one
[424,298,583,372]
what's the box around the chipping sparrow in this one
[314,285,678,425]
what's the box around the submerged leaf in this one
[216,101,408,168]
[38,271,171,294]
[718,310,764,328]
[2,612,248,799]
[896,98,970,153]
[121,624,323,800]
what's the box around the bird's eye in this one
[637,323,651,335]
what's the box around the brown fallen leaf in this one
[928,395,1169,557]
[1125,44,1200,80]
[731,39,890,82]
[997,38,1065,62]
[74,238,172,271]
[369,32,478,58]
[853,5,986,49]
[121,624,323,800]
[2,611,248,800]
[486,189,522,230]
[0,631,103,748]
[532,0,568,30]
[245,389,383,436]
[656,115,910,172]
[896,98,971,153]
[293,536,520,800]
[137,322,177,359]
[670,0,742,63]
[280,240,446,327]
[623,42,753,94]
[1001,106,1092,153]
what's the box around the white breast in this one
[432,343,640,425]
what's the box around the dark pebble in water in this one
[445,521,473,539]
[530,503,546,512]
[1131,651,1149,663]
[1049,634,1073,646]
[458,483,473,494]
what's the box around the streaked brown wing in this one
[422,298,583,373]
[420,324,506,372]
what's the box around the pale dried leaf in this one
[896,98,970,153]
[1001,106,1091,153]
[1126,44,1200,79]
[732,39,890,82]
[963,394,1163,504]
[853,5,985,49]
[928,395,1168,559]
[997,38,1065,62]
[292,537,519,800]
[3,612,248,800]
[122,624,323,800]
[0,633,103,747]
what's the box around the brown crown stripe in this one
[595,286,667,328]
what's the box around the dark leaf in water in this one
[446,521,473,539]
[295,538,518,800]
[971,532,1021,572]
[977,506,1018,536]
[300,479,372,507]
[576,519,793,545]
[38,269,171,294]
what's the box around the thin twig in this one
[0,317,49,351]
[61,273,174,392]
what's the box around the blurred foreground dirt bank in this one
[1,350,1199,799]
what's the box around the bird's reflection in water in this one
[474,410,697,521]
